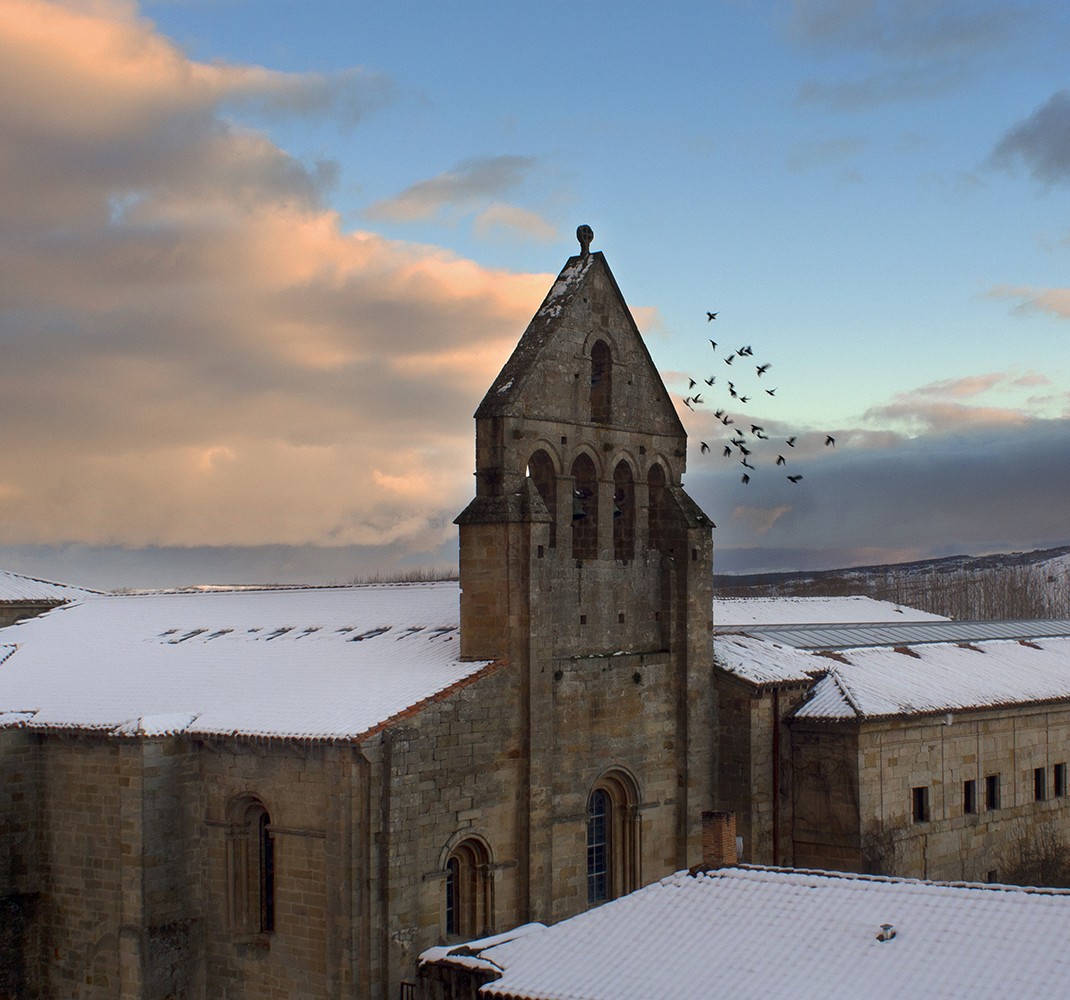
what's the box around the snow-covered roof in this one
[0,568,100,603]
[714,633,818,687]
[0,581,495,740]
[795,635,1070,720]
[713,595,947,627]
[430,866,1070,1000]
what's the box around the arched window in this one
[528,449,557,549]
[444,838,492,938]
[647,463,668,553]
[612,461,635,561]
[571,454,599,560]
[586,771,640,906]
[227,797,275,936]
[590,340,612,423]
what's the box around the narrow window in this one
[612,461,635,561]
[444,839,491,938]
[1055,763,1067,797]
[227,797,275,937]
[586,771,640,907]
[911,786,930,824]
[587,788,610,904]
[590,340,612,423]
[571,454,598,560]
[963,779,977,815]
[985,773,1001,811]
[1035,766,1048,802]
[259,811,275,932]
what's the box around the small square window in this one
[912,786,930,824]
[579,615,587,626]
[963,779,977,815]
[1056,763,1067,797]
[985,773,1001,811]
[1035,766,1048,802]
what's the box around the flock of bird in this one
[682,311,837,486]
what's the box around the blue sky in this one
[2,0,1070,588]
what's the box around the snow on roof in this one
[0,568,101,603]
[441,866,1070,1000]
[0,581,495,740]
[794,636,1070,720]
[713,595,947,627]
[714,633,818,687]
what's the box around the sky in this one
[3,0,1070,589]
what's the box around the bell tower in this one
[455,227,715,919]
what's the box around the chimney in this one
[701,811,738,868]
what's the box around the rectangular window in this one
[963,779,977,815]
[912,786,930,824]
[1035,766,1048,802]
[1056,763,1067,797]
[985,773,1001,811]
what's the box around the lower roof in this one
[425,866,1070,1000]
[0,581,493,741]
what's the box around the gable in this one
[476,252,684,438]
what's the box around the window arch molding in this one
[439,832,495,939]
[226,794,276,937]
[586,768,641,906]
[527,445,562,549]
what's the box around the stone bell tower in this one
[455,227,715,920]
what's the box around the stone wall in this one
[854,705,1070,881]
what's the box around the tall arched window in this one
[444,838,492,938]
[613,461,635,561]
[647,463,668,553]
[571,454,599,561]
[586,771,640,906]
[590,340,612,424]
[528,449,558,549]
[227,797,275,936]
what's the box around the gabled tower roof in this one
[475,248,685,439]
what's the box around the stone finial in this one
[577,224,594,257]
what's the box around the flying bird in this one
[727,382,737,397]
[692,393,703,405]
[750,425,765,435]
[739,395,750,404]
[776,455,786,466]
[787,474,803,483]
[724,354,735,365]
[704,376,716,386]
[765,387,777,396]
[707,312,718,322]
[825,435,836,447]
[688,378,696,389]
[723,446,732,457]
[739,345,753,356]
[709,339,718,350]
[741,473,750,484]
[756,363,771,377]
[741,459,755,470]
[785,436,796,447]
[700,441,710,454]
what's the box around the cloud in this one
[990,90,1070,185]
[0,0,551,556]
[986,283,1070,318]
[786,0,1042,109]
[366,156,538,223]
[862,372,1060,433]
[692,418,1070,573]
[473,203,558,242]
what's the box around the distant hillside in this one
[714,546,1070,621]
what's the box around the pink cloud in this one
[0,0,552,551]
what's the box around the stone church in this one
[0,230,716,998]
